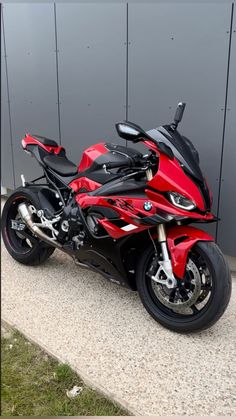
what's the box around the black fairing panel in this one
[74,218,151,289]
[146,125,212,210]
[90,175,146,196]
[147,125,203,181]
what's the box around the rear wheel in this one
[136,241,232,333]
[2,187,55,265]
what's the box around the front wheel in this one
[136,241,232,333]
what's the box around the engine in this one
[86,212,105,236]
[57,201,84,246]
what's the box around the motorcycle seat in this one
[43,154,78,176]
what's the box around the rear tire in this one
[2,187,55,266]
[136,241,232,333]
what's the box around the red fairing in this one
[147,150,206,212]
[78,143,108,172]
[75,194,155,238]
[166,225,213,278]
[75,190,215,239]
[146,189,214,221]
[22,134,64,155]
[98,218,147,239]
[69,177,101,193]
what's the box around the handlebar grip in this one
[174,102,186,124]
[105,160,131,170]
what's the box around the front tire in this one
[2,187,55,266]
[136,241,232,333]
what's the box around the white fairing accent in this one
[121,224,138,232]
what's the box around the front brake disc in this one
[151,259,202,312]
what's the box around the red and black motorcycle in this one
[2,103,232,332]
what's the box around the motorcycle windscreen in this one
[147,125,204,182]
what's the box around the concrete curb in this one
[1,318,137,416]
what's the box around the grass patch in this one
[1,327,129,416]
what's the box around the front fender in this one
[166,226,214,278]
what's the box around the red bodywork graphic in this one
[69,177,101,193]
[76,193,214,236]
[78,143,108,172]
[146,189,214,221]
[107,198,140,215]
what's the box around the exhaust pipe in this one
[18,203,62,250]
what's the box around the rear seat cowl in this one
[31,134,58,147]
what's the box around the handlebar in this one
[103,153,157,173]
[104,160,132,170]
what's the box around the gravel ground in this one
[0,190,235,416]
[2,241,236,416]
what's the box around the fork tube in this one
[157,224,169,260]
[157,224,166,242]
[146,168,153,181]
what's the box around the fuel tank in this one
[70,142,142,194]
[78,142,142,173]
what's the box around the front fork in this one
[152,224,214,284]
[151,224,177,289]
[146,168,178,288]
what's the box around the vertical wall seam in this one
[54,3,62,145]
[125,3,129,147]
[215,2,234,242]
[125,3,129,122]
[2,6,16,188]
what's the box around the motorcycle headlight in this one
[168,192,196,210]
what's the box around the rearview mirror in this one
[170,102,186,130]
[115,121,145,142]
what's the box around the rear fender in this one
[17,185,61,215]
[166,226,214,278]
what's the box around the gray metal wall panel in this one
[2,3,59,186]
[56,3,126,163]
[1,15,14,189]
[1,2,235,257]
[217,28,236,256]
[128,3,232,237]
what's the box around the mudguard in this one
[166,225,214,278]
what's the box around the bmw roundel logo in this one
[143,201,152,211]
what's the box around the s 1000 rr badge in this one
[143,201,152,211]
